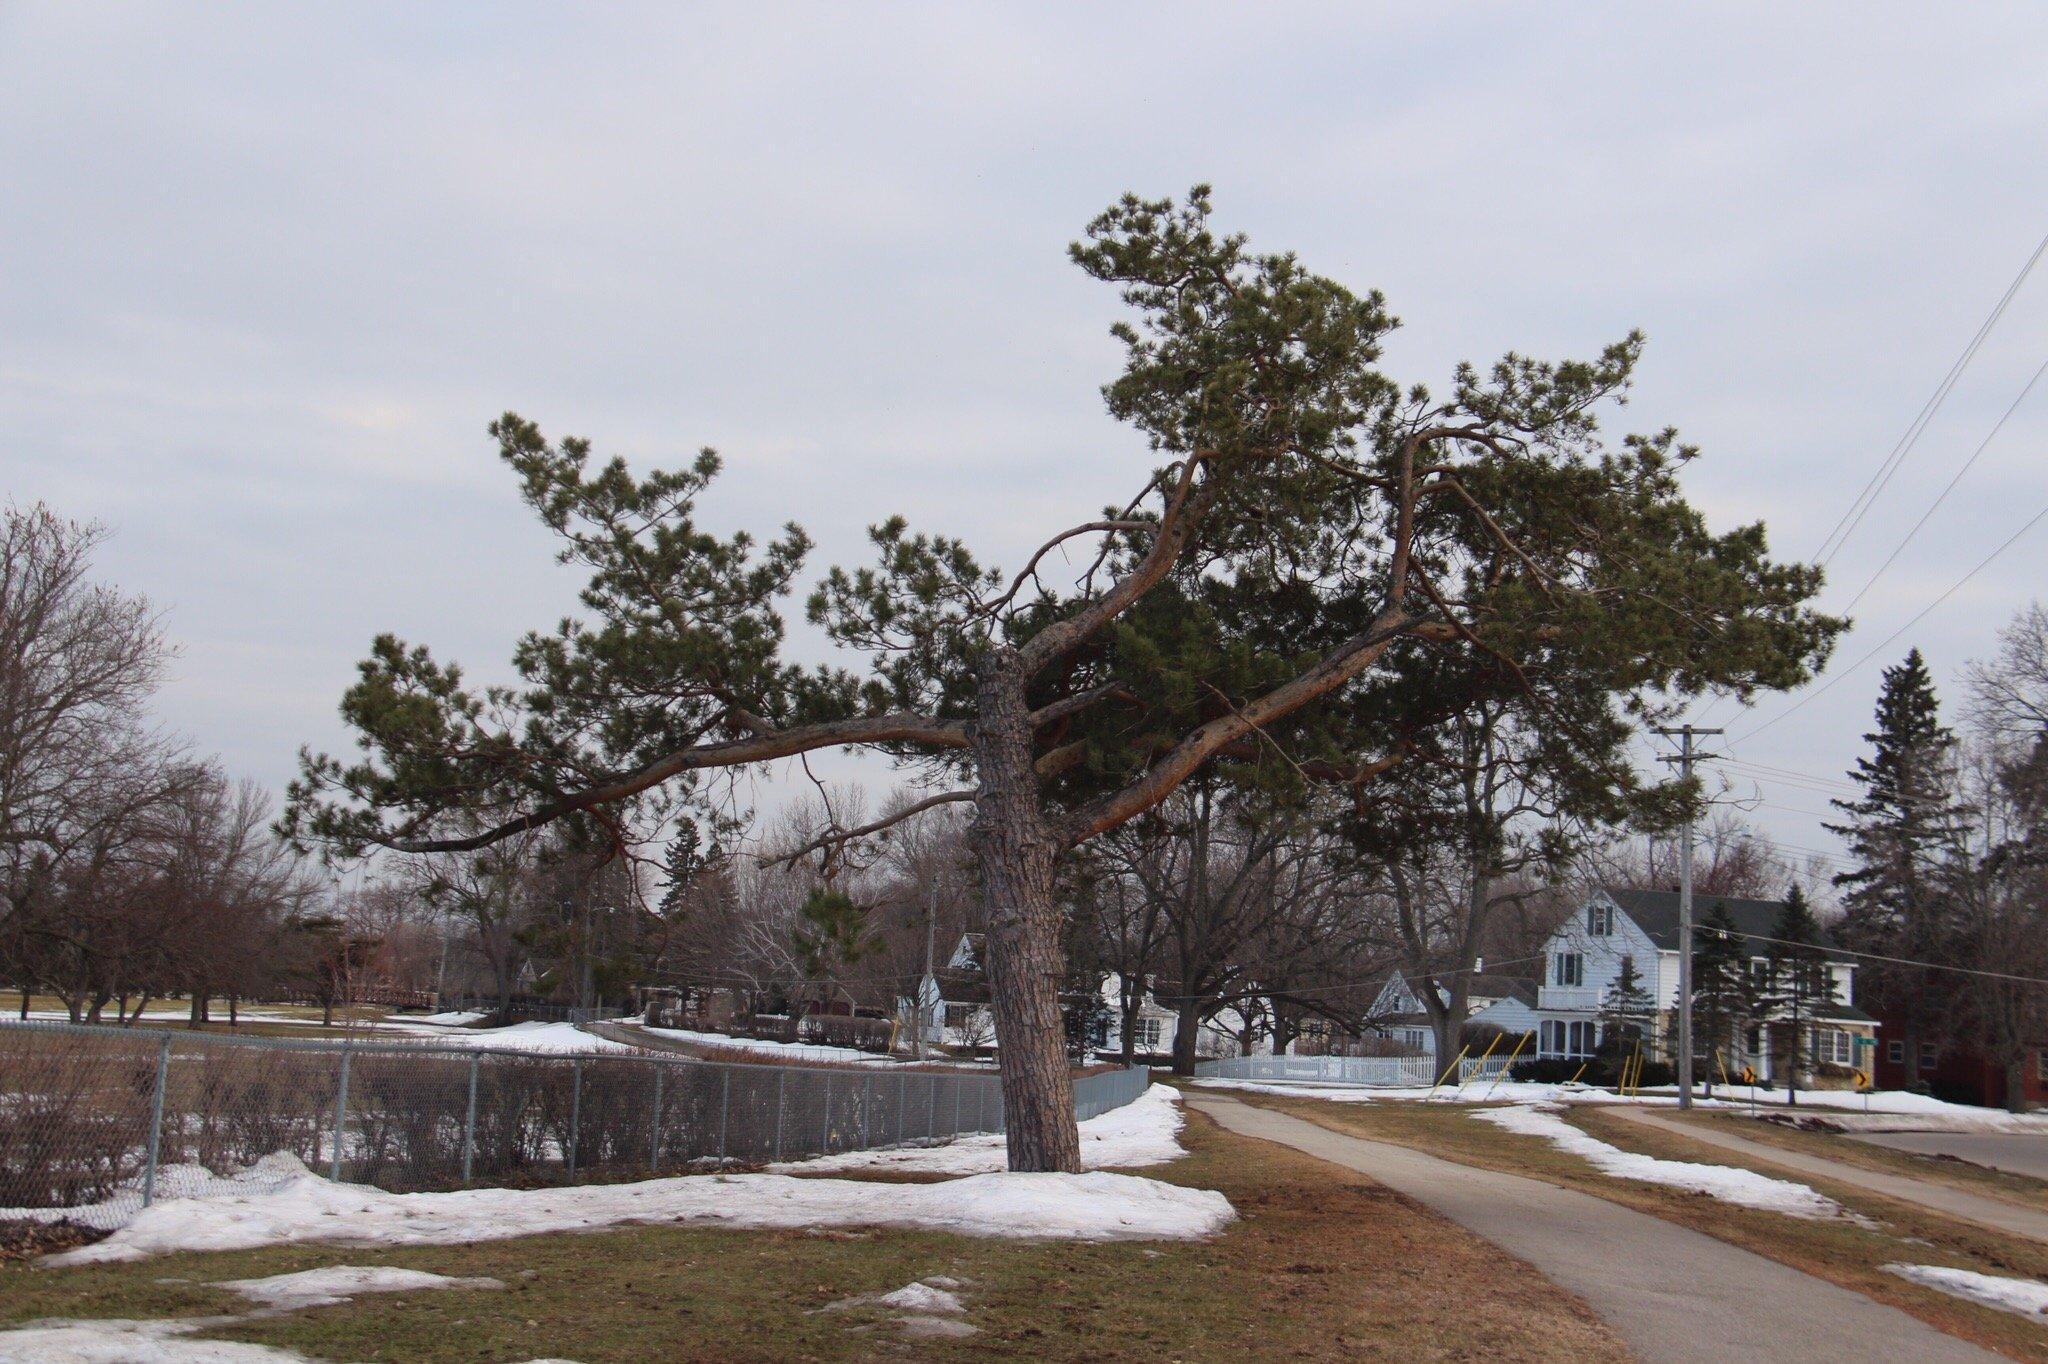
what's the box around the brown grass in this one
[1223,1088,2048,1361]
[1,1105,1629,1362]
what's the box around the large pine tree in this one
[1825,648,1971,1070]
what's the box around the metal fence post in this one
[567,1059,583,1179]
[141,1034,171,1207]
[822,1071,833,1155]
[927,1073,937,1138]
[718,1068,731,1162]
[773,1068,787,1162]
[861,1073,872,1147]
[650,1065,664,1169]
[897,1071,908,1145]
[329,1043,352,1182]
[953,1078,962,1134]
[462,1054,480,1185]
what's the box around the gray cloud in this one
[3,2,2045,861]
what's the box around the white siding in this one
[1537,891,1659,1016]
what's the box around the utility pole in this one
[1655,724,1721,1112]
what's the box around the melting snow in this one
[782,1082,1189,1175]
[215,1266,504,1310]
[1473,1104,1847,1218]
[54,1165,1232,1264]
[1884,1264,2048,1316]
[0,1318,315,1363]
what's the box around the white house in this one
[1365,970,1541,1058]
[1535,887,1876,1084]
[895,934,1266,1059]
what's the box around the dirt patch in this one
[0,1218,107,1262]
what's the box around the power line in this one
[1731,498,2048,744]
[1702,924,2048,988]
[1838,350,2048,616]
[1814,228,2048,568]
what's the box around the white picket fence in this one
[1193,1052,1517,1088]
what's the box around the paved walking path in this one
[1609,1107,2048,1244]
[1187,1094,1992,1364]
[1854,1131,2048,1182]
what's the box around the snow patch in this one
[1472,1104,1847,1219]
[410,1021,635,1054]
[216,1266,504,1311]
[1884,1264,2048,1316]
[782,1082,1187,1175]
[55,1167,1233,1264]
[876,1282,966,1314]
[0,1318,315,1363]
[0,1153,314,1232]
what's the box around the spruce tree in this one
[1595,954,1656,1077]
[1826,648,1971,1070]
[1760,885,1837,1105]
[1691,902,1752,1096]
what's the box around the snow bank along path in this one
[55,1165,1232,1264]
[1885,1264,2048,1317]
[782,1080,1187,1175]
[1473,1104,1848,1219]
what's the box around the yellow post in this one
[1568,1060,1590,1086]
[1456,1033,1503,1094]
[1426,1045,1470,1100]
[1481,1029,1533,1101]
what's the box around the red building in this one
[1870,1011,2048,1110]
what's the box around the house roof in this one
[1601,887,1852,963]
[1467,974,1538,1008]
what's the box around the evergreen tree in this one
[1825,649,1972,1069]
[1759,885,1837,1106]
[283,189,1841,1172]
[1691,902,1752,1096]
[1595,954,1655,1074]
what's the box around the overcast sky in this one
[4,4,2045,874]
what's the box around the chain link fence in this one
[0,1019,1149,1227]
[1193,1053,1518,1087]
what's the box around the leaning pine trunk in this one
[968,651,1081,1175]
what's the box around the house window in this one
[1888,1040,1905,1064]
[1811,1029,1853,1066]
[1131,1017,1162,1049]
[1541,1020,1596,1057]
[1919,1046,1939,1072]
[1587,903,1613,936]
[1402,1029,1428,1051]
[1554,952,1584,987]
[2038,1052,2048,1083]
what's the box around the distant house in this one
[1365,970,1539,1058]
[895,935,1262,1060]
[1535,887,1877,1086]
[1869,1012,2048,1110]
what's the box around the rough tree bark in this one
[967,651,1081,1173]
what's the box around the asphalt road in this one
[1187,1093,1995,1364]
[1855,1131,2048,1182]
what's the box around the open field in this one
[1,1106,1629,1363]
[1216,1086,2048,1360]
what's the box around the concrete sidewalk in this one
[1188,1094,1993,1364]
[1608,1107,2048,1245]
